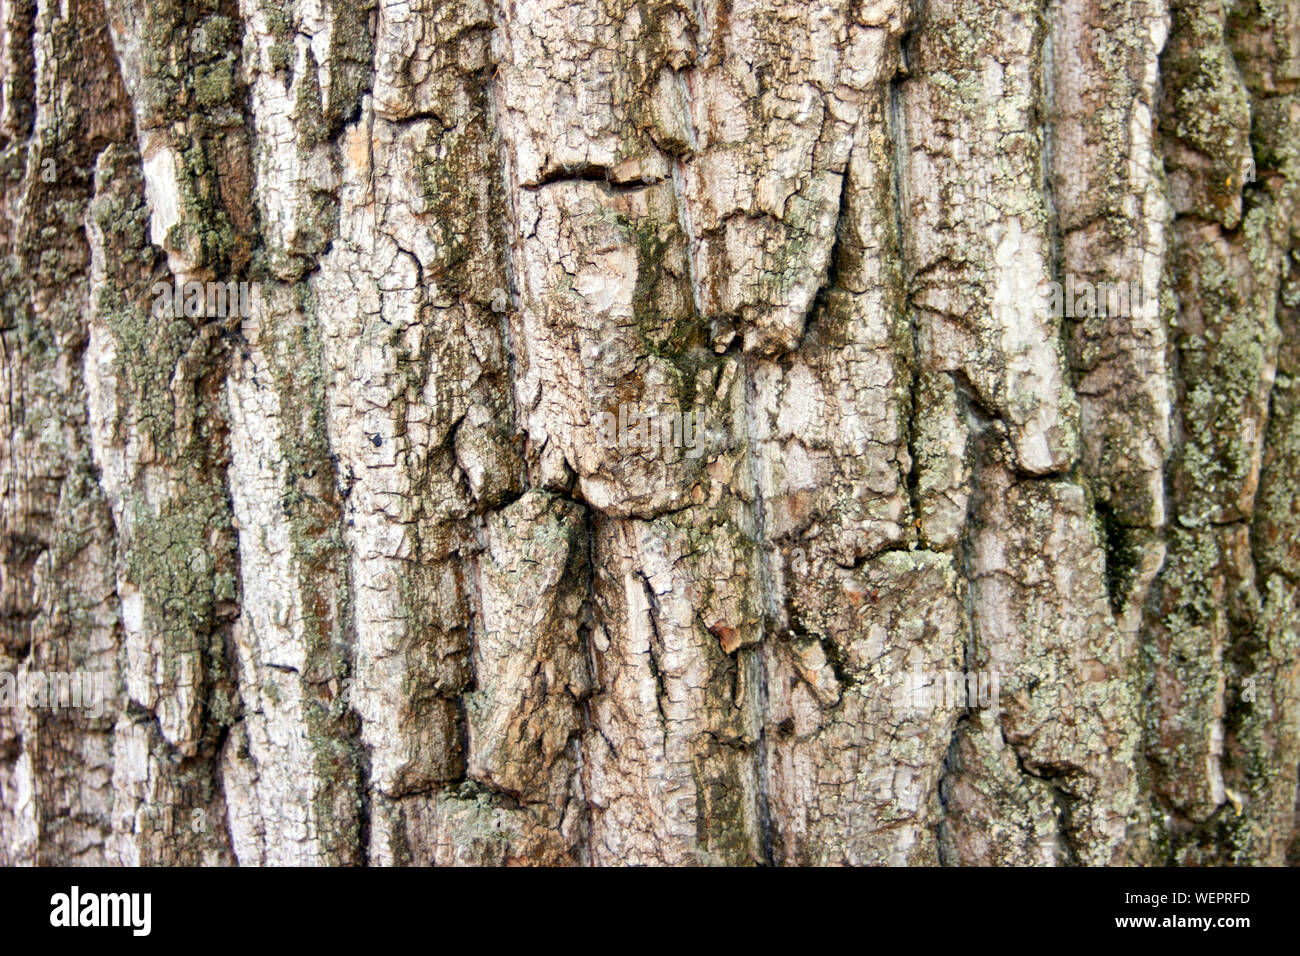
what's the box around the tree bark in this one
[0,0,1297,865]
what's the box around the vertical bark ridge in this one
[1,0,1298,866]
[0,0,132,865]
[1149,0,1300,864]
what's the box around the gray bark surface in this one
[0,0,1298,865]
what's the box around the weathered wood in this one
[1,0,1297,865]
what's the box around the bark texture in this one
[0,0,1298,865]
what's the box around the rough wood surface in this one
[0,0,1297,865]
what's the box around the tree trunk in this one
[0,0,1297,866]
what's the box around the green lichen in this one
[616,212,714,406]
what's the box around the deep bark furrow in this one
[0,0,1297,865]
